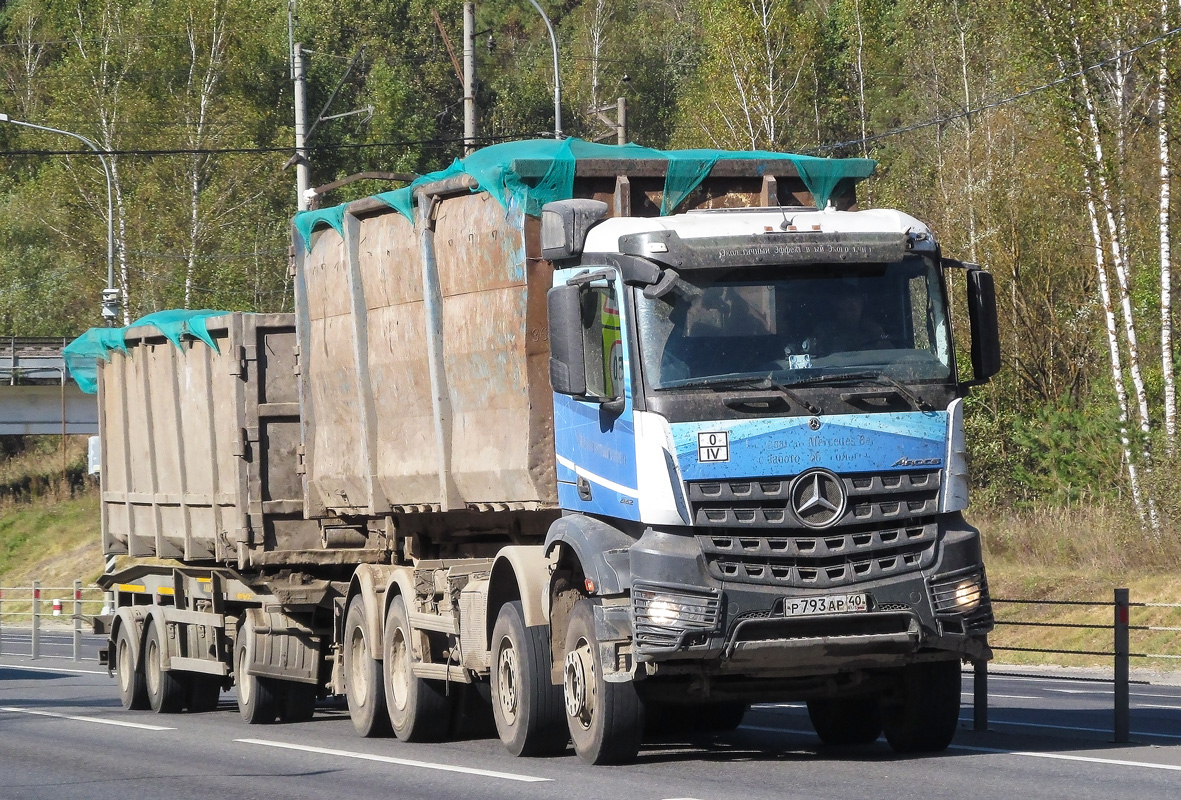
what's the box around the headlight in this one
[647,598,681,626]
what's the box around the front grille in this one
[699,521,938,590]
[687,470,941,529]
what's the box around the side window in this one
[579,284,623,398]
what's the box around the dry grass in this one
[977,505,1181,670]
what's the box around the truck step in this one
[408,611,459,636]
[410,662,471,683]
[168,656,229,676]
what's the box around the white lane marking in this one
[951,744,1181,772]
[236,739,551,783]
[742,724,821,737]
[0,706,175,731]
[1134,703,1181,710]
[956,717,1181,740]
[0,663,108,675]
[963,693,1041,700]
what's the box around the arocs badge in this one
[697,431,729,462]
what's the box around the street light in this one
[526,0,562,138]
[0,112,120,323]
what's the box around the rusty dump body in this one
[97,313,320,568]
[293,159,859,539]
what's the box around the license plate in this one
[783,593,868,616]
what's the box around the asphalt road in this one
[2,631,1180,800]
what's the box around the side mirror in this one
[966,267,1001,382]
[548,284,587,396]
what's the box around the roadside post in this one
[31,579,40,659]
[1114,587,1130,743]
[73,579,82,662]
[973,658,988,731]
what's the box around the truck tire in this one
[490,601,568,757]
[280,681,317,723]
[563,599,644,765]
[115,625,149,711]
[881,660,961,753]
[235,615,279,724]
[187,676,222,713]
[144,623,187,714]
[807,696,882,746]
[382,595,451,741]
[344,596,392,737]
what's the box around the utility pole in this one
[293,43,311,211]
[463,2,477,155]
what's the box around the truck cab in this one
[544,199,1000,759]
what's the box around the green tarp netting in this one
[294,138,876,250]
[64,309,227,394]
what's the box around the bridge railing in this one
[0,580,109,661]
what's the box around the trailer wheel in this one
[187,676,222,713]
[881,660,961,753]
[344,596,392,737]
[490,601,568,756]
[807,696,882,746]
[279,681,317,723]
[115,625,149,711]
[144,624,187,714]
[235,615,278,724]
[563,599,644,764]
[383,595,451,741]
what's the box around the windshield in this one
[636,256,953,390]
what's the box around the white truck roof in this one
[583,207,932,253]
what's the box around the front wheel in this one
[490,601,567,756]
[807,695,882,746]
[563,599,644,765]
[881,660,961,753]
[114,624,148,711]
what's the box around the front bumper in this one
[626,513,993,678]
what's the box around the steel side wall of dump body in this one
[99,313,315,564]
[294,192,558,517]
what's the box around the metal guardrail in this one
[973,588,1181,743]
[0,579,110,661]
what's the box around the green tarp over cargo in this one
[64,310,227,394]
[293,138,876,250]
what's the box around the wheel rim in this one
[348,625,369,707]
[388,626,409,712]
[117,637,133,694]
[237,642,252,706]
[496,637,519,726]
[145,637,160,697]
[563,638,594,730]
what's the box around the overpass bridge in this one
[0,336,97,435]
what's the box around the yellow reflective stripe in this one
[236,593,254,601]
[155,587,175,596]
[117,584,146,593]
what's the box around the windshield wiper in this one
[663,374,822,414]
[786,371,932,411]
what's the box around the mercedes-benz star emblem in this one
[790,468,847,529]
[808,417,822,431]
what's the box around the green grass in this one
[0,493,103,588]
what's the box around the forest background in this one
[4,0,1181,562]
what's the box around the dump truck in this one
[80,138,1000,765]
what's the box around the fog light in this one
[647,598,681,626]
[953,579,982,611]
